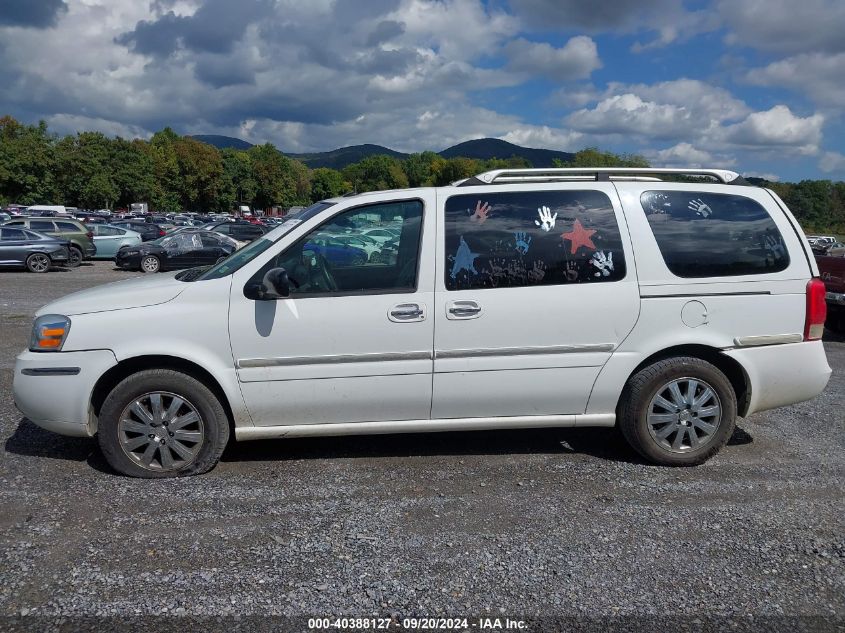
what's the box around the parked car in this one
[203,220,267,243]
[304,236,369,266]
[88,224,143,259]
[13,167,832,477]
[111,220,166,242]
[0,226,70,272]
[361,227,397,244]
[115,230,236,273]
[819,242,845,257]
[2,217,95,266]
[818,254,845,333]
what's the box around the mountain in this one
[440,138,574,167]
[190,135,575,169]
[287,144,408,169]
[190,134,254,150]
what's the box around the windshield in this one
[195,201,336,281]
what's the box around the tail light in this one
[804,278,827,341]
[86,231,94,238]
[158,229,166,236]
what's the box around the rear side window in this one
[1,228,27,240]
[31,220,55,231]
[444,190,626,291]
[55,221,80,232]
[641,191,789,278]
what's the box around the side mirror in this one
[257,267,291,300]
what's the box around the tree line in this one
[1,115,843,231]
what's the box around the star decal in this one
[561,219,597,254]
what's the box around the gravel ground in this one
[1,261,843,631]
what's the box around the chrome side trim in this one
[733,334,803,347]
[237,351,432,369]
[435,343,614,359]
[236,413,616,440]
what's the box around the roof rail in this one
[456,167,746,187]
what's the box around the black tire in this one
[67,246,83,268]
[140,255,160,273]
[98,369,230,478]
[25,252,51,273]
[826,311,845,334]
[618,356,737,466]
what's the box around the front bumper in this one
[115,250,141,269]
[13,349,118,437]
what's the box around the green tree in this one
[55,131,120,208]
[146,128,182,211]
[174,137,224,211]
[220,148,257,212]
[249,143,311,210]
[342,155,408,192]
[0,116,59,204]
[554,147,650,168]
[111,138,156,208]
[434,157,480,186]
[310,167,347,201]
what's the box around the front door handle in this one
[447,300,482,320]
[389,303,426,323]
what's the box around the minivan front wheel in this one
[98,369,230,477]
[619,356,737,466]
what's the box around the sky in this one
[0,0,843,182]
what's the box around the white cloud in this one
[505,36,601,81]
[819,151,845,174]
[722,105,824,155]
[645,143,733,168]
[566,94,697,140]
[500,126,583,150]
[745,52,845,109]
[718,0,845,54]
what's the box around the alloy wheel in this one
[117,391,205,471]
[646,377,722,453]
[28,253,50,272]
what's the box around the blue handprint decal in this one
[513,231,532,255]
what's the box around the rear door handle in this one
[389,303,426,323]
[447,300,482,320]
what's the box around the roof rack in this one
[455,167,745,187]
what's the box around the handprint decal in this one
[564,260,580,282]
[449,236,480,279]
[535,206,557,232]
[527,260,547,283]
[470,200,491,224]
[763,232,786,262]
[590,251,614,277]
[688,198,713,219]
[513,231,532,255]
[644,192,671,215]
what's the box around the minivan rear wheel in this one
[98,369,230,478]
[618,356,737,466]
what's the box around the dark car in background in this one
[1,217,95,266]
[111,220,167,242]
[115,230,236,273]
[305,236,369,266]
[0,227,70,272]
[202,220,267,243]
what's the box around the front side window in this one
[444,190,626,291]
[641,191,790,278]
[252,200,423,296]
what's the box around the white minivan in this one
[13,168,832,477]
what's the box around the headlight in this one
[29,314,71,352]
